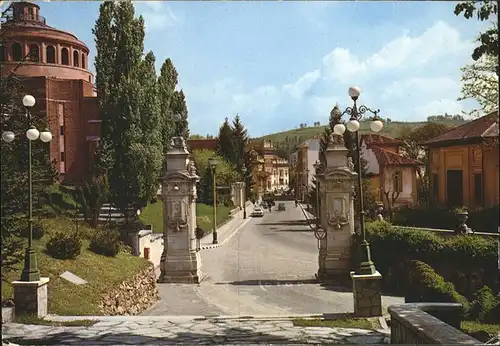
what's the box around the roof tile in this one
[372,146,423,166]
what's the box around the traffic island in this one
[351,271,382,317]
[12,277,50,318]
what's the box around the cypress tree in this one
[171,90,189,140]
[217,117,234,164]
[157,58,178,156]
[232,114,248,171]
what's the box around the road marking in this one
[259,281,268,292]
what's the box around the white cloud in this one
[283,69,320,99]
[414,99,466,118]
[134,1,179,33]
[382,77,460,99]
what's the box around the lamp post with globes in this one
[208,157,218,244]
[332,86,383,276]
[2,94,53,282]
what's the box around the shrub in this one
[365,220,499,297]
[469,286,499,323]
[20,221,46,240]
[45,231,82,259]
[406,260,470,315]
[90,228,120,257]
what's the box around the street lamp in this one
[241,166,247,219]
[208,157,218,244]
[334,86,383,276]
[2,94,53,282]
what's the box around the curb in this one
[200,215,252,250]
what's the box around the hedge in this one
[393,205,499,233]
[359,220,499,298]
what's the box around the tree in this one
[454,1,498,67]
[171,90,189,140]
[157,58,178,157]
[76,166,108,228]
[458,53,499,117]
[1,75,57,278]
[217,117,235,164]
[232,114,248,171]
[93,1,163,223]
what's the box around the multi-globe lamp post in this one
[208,157,218,244]
[332,86,383,276]
[2,94,53,282]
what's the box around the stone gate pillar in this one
[158,137,202,284]
[316,134,356,281]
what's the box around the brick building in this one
[1,1,98,183]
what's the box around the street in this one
[142,201,403,316]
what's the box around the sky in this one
[10,1,493,137]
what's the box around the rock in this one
[99,265,159,316]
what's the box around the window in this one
[432,174,439,200]
[60,152,65,162]
[60,125,64,136]
[12,43,22,61]
[73,50,79,67]
[29,44,39,62]
[46,45,55,63]
[393,171,403,193]
[81,53,86,69]
[61,48,69,65]
[474,173,483,206]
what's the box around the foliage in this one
[217,117,235,164]
[171,90,189,140]
[363,220,499,298]
[93,1,164,224]
[1,72,57,279]
[192,149,238,205]
[469,286,500,323]
[75,166,108,228]
[20,221,46,240]
[90,228,121,257]
[45,231,82,260]
[454,1,499,65]
[406,260,470,315]
[393,204,499,233]
[157,57,178,160]
[458,53,499,117]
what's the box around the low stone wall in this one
[100,264,159,315]
[388,303,482,345]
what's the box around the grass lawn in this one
[293,317,377,330]
[140,201,232,234]
[1,217,150,316]
[14,314,96,327]
[461,321,500,342]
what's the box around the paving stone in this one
[346,335,385,344]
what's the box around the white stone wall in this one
[382,166,415,205]
[137,230,163,269]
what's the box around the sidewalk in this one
[2,315,390,345]
[199,203,253,250]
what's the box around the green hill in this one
[257,119,467,144]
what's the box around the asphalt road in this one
[142,201,403,316]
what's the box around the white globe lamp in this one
[39,130,53,143]
[333,123,346,135]
[346,119,360,132]
[2,131,15,143]
[22,95,36,108]
[26,127,40,141]
[370,119,383,133]
[348,86,361,99]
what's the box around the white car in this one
[251,207,264,217]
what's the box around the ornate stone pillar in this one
[316,134,356,282]
[158,137,202,284]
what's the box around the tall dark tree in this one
[157,58,178,157]
[171,90,189,140]
[1,75,57,277]
[217,117,235,164]
[232,114,248,171]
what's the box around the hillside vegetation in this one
[257,119,467,144]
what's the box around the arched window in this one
[73,50,79,67]
[12,43,22,61]
[46,45,56,63]
[81,53,86,69]
[29,44,40,62]
[0,45,6,62]
[61,48,69,65]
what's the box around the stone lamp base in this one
[350,270,382,317]
[12,277,50,318]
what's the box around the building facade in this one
[423,111,499,210]
[290,138,320,200]
[1,1,97,183]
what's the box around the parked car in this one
[278,203,286,211]
[251,207,264,217]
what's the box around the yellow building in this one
[422,111,499,210]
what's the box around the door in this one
[446,170,463,207]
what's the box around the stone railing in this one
[394,226,499,239]
[388,303,482,345]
